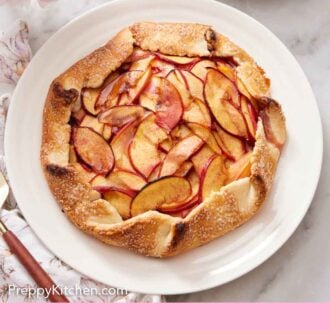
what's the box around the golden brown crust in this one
[130,22,212,57]
[41,22,286,257]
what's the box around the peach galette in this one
[41,22,286,257]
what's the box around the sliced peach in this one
[102,125,112,141]
[166,70,191,108]
[139,76,160,111]
[107,170,146,191]
[131,177,191,216]
[91,175,110,192]
[160,135,204,177]
[183,99,211,128]
[191,60,217,81]
[216,61,236,82]
[205,68,240,107]
[138,113,168,145]
[80,115,104,134]
[160,170,200,212]
[104,190,133,219]
[191,145,216,175]
[241,96,257,139]
[71,108,86,124]
[129,55,154,71]
[205,69,248,138]
[236,78,259,110]
[128,67,152,103]
[201,155,227,201]
[148,163,162,182]
[140,76,183,131]
[74,127,114,175]
[174,161,193,177]
[181,70,204,100]
[125,48,151,62]
[111,120,139,172]
[159,137,173,153]
[226,152,252,184]
[261,103,286,149]
[75,163,97,183]
[171,124,192,142]
[187,123,222,155]
[98,105,145,127]
[96,70,144,110]
[129,114,167,177]
[214,123,246,161]
[150,58,175,77]
[156,54,198,65]
[82,88,100,115]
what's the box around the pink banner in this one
[1,303,329,329]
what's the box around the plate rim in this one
[4,0,323,295]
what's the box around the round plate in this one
[5,0,322,295]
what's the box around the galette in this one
[41,22,286,257]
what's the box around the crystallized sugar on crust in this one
[41,22,286,257]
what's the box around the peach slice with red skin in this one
[205,68,240,107]
[147,163,162,182]
[107,170,147,191]
[183,99,211,128]
[96,70,144,110]
[131,177,191,217]
[102,125,112,141]
[160,135,204,177]
[204,68,248,139]
[90,175,115,193]
[214,123,246,161]
[150,59,175,77]
[159,137,173,153]
[74,127,114,176]
[80,115,104,134]
[125,48,151,62]
[166,70,191,108]
[82,88,100,115]
[260,102,286,149]
[98,105,145,127]
[174,161,193,177]
[156,53,198,65]
[103,190,133,220]
[226,152,252,184]
[187,123,222,155]
[160,170,200,213]
[111,120,139,172]
[216,61,236,82]
[129,55,154,71]
[139,76,183,131]
[191,60,217,81]
[241,96,258,139]
[191,145,216,175]
[180,70,204,100]
[129,114,168,178]
[71,108,86,124]
[200,155,227,201]
[171,124,192,142]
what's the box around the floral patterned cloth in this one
[0,15,162,303]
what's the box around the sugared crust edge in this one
[41,22,286,257]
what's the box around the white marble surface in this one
[0,0,329,302]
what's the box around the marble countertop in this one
[0,0,329,302]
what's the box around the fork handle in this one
[3,230,69,303]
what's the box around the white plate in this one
[5,0,323,295]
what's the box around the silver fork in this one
[0,171,69,302]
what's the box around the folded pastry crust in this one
[41,22,286,257]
